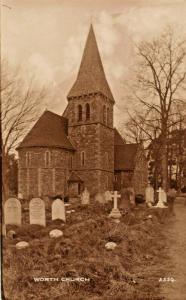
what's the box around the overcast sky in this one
[2,0,186,127]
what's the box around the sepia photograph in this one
[1,0,186,299]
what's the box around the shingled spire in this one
[67,24,114,102]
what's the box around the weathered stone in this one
[95,193,106,204]
[105,242,117,250]
[4,198,21,225]
[145,184,154,207]
[49,229,63,238]
[52,199,66,222]
[29,198,46,226]
[104,191,112,202]
[7,230,16,239]
[81,188,90,205]
[16,241,29,249]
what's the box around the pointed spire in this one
[67,24,114,102]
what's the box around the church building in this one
[17,25,147,199]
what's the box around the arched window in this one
[103,105,106,124]
[26,152,31,167]
[78,105,82,121]
[81,151,85,166]
[45,151,51,167]
[69,154,73,169]
[107,107,109,125]
[86,103,90,120]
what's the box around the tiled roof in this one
[114,144,139,171]
[67,25,114,102]
[68,172,83,182]
[114,128,126,145]
[17,110,75,150]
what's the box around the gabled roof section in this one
[17,110,75,150]
[114,128,126,146]
[67,24,114,102]
[68,172,83,182]
[114,144,139,171]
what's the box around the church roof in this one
[67,24,114,102]
[114,128,126,146]
[68,172,83,182]
[114,144,139,171]
[17,110,75,150]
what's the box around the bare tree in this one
[125,26,186,190]
[1,62,46,201]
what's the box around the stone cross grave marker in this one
[29,198,46,226]
[4,198,21,225]
[104,191,112,202]
[52,199,66,222]
[81,188,90,205]
[109,191,121,219]
[145,184,154,207]
[155,187,167,208]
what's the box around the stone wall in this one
[18,147,72,199]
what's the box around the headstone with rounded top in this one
[29,198,46,226]
[4,198,21,225]
[95,192,105,204]
[52,199,66,222]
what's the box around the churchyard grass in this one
[3,202,170,300]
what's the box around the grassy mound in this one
[2,203,170,300]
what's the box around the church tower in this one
[63,25,115,195]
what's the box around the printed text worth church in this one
[17,25,148,199]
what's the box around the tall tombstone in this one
[4,198,21,225]
[104,191,112,202]
[29,198,46,226]
[145,184,154,207]
[52,199,66,222]
[161,189,167,204]
[128,187,135,207]
[81,188,90,205]
[119,188,131,210]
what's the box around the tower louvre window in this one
[45,151,51,167]
[81,151,85,166]
[86,103,90,120]
[78,105,83,121]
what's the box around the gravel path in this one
[161,197,186,300]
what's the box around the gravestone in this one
[95,192,105,204]
[109,191,121,219]
[81,188,90,205]
[119,188,131,210]
[29,198,46,226]
[104,191,112,202]
[128,187,135,207]
[4,198,21,225]
[145,184,154,207]
[52,199,66,222]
